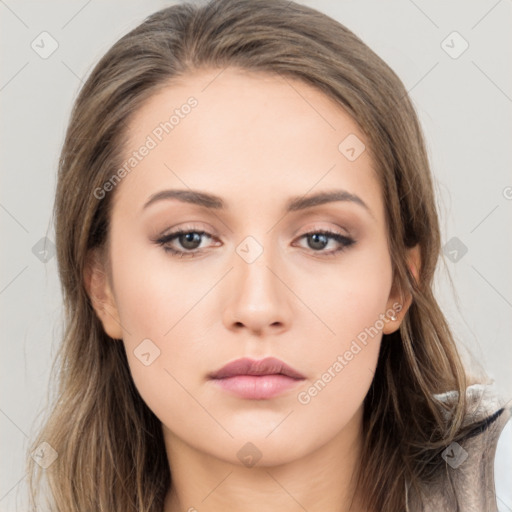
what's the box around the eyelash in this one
[155,228,356,259]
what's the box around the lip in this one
[208,357,305,400]
[209,357,305,379]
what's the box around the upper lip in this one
[209,357,305,380]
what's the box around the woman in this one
[26,0,510,510]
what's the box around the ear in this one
[382,244,421,335]
[83,248,124,340]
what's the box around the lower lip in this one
[210,375,304,400]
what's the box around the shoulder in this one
[408,383,512,512]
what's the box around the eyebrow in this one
[143,188,373,216]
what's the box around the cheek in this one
[294,237,393,345]
[292,243,392,398]
[110,223,210,341]
[107,230,210,411]
[112,264,211,435]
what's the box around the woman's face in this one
[91,67,405,466]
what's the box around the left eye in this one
[156,229,355,258]
[295,231,355,255]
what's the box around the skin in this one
[85,67,420,512]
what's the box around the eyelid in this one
[294,221,351,236]
[154,221,216,238]
[154,221,351,243]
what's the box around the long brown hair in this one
[27,0,473,510]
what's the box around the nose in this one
[222,240,292,336]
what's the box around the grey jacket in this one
[407,384,511,511]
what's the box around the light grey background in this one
[1,1,511,510]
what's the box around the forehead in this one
[113,67,383,221]
[125,66,369,152]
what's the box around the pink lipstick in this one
[208,357,305,400]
